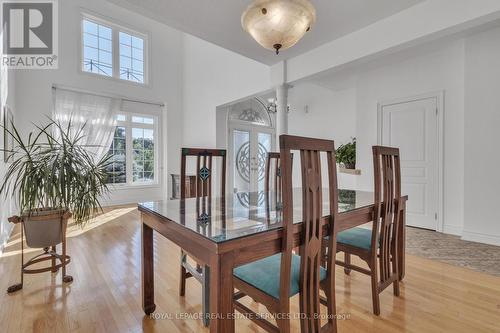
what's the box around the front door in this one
[379,95,440,230]
[229,125,274,208]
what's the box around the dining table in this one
[138,189,408,333]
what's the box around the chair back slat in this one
[265,152,295,207]
[265,152,282,204]
[181,148,226,200]
[373,146,401,285]
[280,134,338,332]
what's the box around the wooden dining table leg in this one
[398,200,407,281]
[209,252,235,333]
[142,221,156,315]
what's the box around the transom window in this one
[106,113,158,185]
[81,15,148,84]
[119,32,144,83]
[82,20,113,76]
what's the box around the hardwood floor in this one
[1,206,499,333]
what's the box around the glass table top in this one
[138,189,374,243]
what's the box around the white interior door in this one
[379,95,440,230]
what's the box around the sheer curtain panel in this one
[53,88,120,162]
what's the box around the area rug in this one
[406,227,500,276]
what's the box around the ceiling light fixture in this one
[241,0,316,55]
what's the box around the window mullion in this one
[126,122,133,185]
[112,28,120,79]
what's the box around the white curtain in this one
[53,88,120,162]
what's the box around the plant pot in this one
[343,163,356,170]
[22,209,68,248]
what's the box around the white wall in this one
[288,82,357,189]
[12,0,184,205]
[0,9,16,248]
[181,34,271,148]
[355,40,465,235]
[463,27,500,245]
[0,68,16,251]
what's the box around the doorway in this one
[227,98,276,208]
[378,92,443,231]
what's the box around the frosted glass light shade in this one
[241,0,316,54]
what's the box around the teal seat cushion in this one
[233,253,327,300]
[337,227,374,250]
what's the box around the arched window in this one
[229,98,273,128]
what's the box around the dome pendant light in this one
[241,0,316,55]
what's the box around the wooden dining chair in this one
[265,152,282,203]
[233,135,339,333]
[335,146,402,315]
[179,147,226,326]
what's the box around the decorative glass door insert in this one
[231,127,274,210]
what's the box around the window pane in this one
[119,32,131,45]
[144,128,154,140]
[120,56,131,69]
[115,114,126,122]
[114,138,126,150]
[133,149,144,160]
[99,50,112,66]
[132,47,143,61]
[132,126,155,183]
[99,63,113,76]
[99,37,112,52]
[82,18,112,77]
[143,160,154,172]
[120,44,131,57]
[133,160,144,172]
[83,33,98,48]
[83,20,97,35]
[106,127,127,184]
[99,25,112,40]
[132,59,143,71]
[119,31,144,84]
[144,150,154,160]
[132,36,143,49]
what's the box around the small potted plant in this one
[336,137,356,169]
[1,118,111,291]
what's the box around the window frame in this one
[80,13,150,86]
[107,111,160,189]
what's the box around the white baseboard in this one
[461,230,500,246]
[442,225,463,236]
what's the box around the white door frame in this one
[377,91,444,232]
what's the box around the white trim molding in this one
[462,230,500,247]
[442,225,463,237]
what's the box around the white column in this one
[275,84,289,147]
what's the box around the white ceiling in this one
[106,0,425,65]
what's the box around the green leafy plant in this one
[0,118,111,225]
[336,137,356,169]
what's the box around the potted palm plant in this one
[1,118,111,291]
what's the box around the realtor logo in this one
[1,0,58,69]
